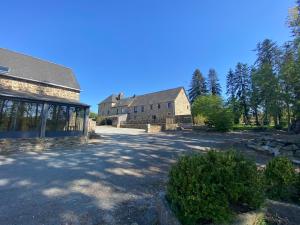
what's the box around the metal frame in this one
[0,95,89,139]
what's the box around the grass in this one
[231,124,276,132]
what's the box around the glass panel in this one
[0,99,42,132]
[75,107,84,131]
[15,102,42,131]
[46,104,68,131]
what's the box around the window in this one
[158,103,161,109]
[68,107,84,131]
[167,102,172,109]
[116,108,119,114]
[46,104,85,133]
[0,99,42,132]
[107,110,110,115]
[134,106,137,113]
[46,105,68,131]
[0,65,9,75]
[141,106,144,112]
[152,115,157,121]
[150,104,153,110]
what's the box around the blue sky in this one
[0,0,295,112]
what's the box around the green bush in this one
[264,157,297,201]
[166,151,265,225]
[192,95,233,131]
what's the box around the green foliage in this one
[188,69,208,103]
[167,151,265,225]
[192,95,233,131]
[193,115,206,125]
[89,112,98,120]
[208,68,221,95]
[264,157,297,201]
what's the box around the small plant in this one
[166,151,265,225]
[264,157,297,202]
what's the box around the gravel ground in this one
[0,126,273,225]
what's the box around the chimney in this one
[117,92,124,100]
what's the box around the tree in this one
[192,95,233,131]
[188,69,208,103]
[288,1,300,40]
[279,43,298,130]
[208,69,221,95]
[234,63,251,124]
[226,69,241,124]
[253,39,281,125]
[249,67,261,125]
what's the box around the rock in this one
[292,159,300,166]
[281,144,299,151]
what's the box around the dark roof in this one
[100,94,118,104]
[131,87,183,106]
[0,86,89,107]
[114,97,134,107]
[0,48,80,91]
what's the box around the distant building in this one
[0,48,90,140]
[98,87,191,125]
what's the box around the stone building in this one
[98,87,191,126]
[0,48,89,149]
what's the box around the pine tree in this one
[226,69,240,124]
[279,43,298,130]
[254,39,281,125]
[234,63,251,124]
[208,69,221,95]
[188,69,208,103]
[249,67,261,126]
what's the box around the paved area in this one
[0,126,272,225]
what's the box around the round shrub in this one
[264,157,297,201]
[166,151,265,225]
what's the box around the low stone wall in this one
[0,136,87,154]
[247,136,300,157]
[88,119,96,132]
[146,124,162,133]
[120,123,147,130]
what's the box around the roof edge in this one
[0,74,81,92]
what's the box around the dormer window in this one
[0,66,9,75]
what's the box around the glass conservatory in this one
[0,87,89,139]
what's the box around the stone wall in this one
[146,124,162,133]
[127,102,175,123]
[0,136,87,154]
[174,89,191,116]
[88,119,96,132]
[0,76,80,101]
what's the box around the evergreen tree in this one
[279,43,298,130]
[226,69,240,124]
[208,69,221,95]
[234,63,251,124]
[188,69,208,103]
[249,67,261,126]
[253,39,281,125]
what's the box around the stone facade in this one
[0,76,80,101]
[98,87,191,124]
[0,136,87,154]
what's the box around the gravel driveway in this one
[0,126,271,225]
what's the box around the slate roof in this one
[0,48,80,91]
[100,94,118,104]
[100,87,184,107]
[131,87,183,106]
[0,86,88,107]
[114,97,134,107]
